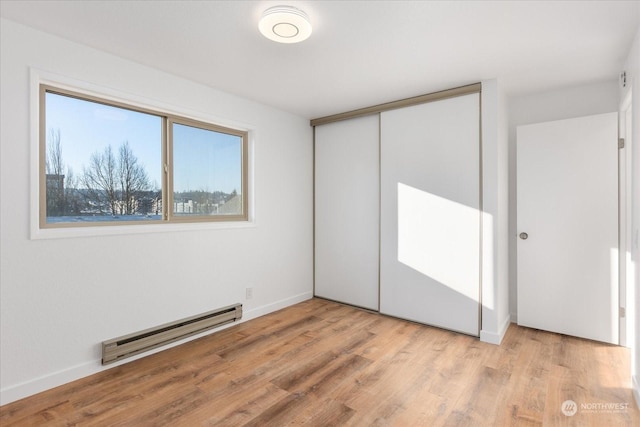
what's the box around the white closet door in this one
[315,115,379,310]
[380,93,480,336]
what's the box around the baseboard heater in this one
[101,303,242,365]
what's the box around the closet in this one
[314,115,380,310]
[313,84,481,336]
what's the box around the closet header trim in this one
[310,82,482,127]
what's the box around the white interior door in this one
[517,112,619,344]
[380,93,481,336]
[315,115,379,310]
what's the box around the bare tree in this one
[82,145,118,214]
[46,129,63,175]
[118,142,150,215]
[81,142,151,215]
[64,166,82,215]
[45,129,65,216]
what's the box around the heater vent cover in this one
[102,303,242,365]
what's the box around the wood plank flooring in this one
[1,298,638,426]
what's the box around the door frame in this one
[620,90,633,347]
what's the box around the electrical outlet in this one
[246,287,253,300]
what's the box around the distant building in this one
[46,174,65,215]
[218,194,242,215]
[174,199,194,214]
[46,173,65,192]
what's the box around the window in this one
[170,120,246,220]
[40,85,248,228]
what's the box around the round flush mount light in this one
[259,5,312,44]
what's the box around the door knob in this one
[519,232,528,240]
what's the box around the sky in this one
[45,92,242,194]
[173,123,242,194]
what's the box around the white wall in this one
[508,80,620,322]
[621,24,640,407]
[0,19,313,405]
[480,79,510,345]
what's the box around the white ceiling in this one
[1,0,639,119]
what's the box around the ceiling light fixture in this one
[259,5,312,44]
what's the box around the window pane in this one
[172,123,243,217]
[44,91,162,223]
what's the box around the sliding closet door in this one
[315,115,379,310]
[380,93,480,336]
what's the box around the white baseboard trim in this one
[0,360,98,407]
[0,291,313,406]
[633,375,640,409]
[510,312,517,324]
[243,291,313,320]
[480,315,512,345]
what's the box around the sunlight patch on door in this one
[397,182,480,301]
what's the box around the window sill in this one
[30,220,257,240]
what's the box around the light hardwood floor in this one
[1,298,638,426]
